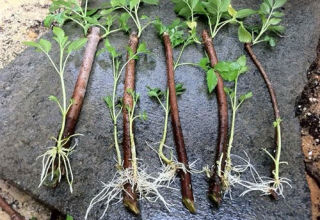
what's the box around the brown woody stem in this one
[0,195,25,220]
[163,32,196,213]
[122,32,140,215]
[62,27,101,144]
[202,30,228,206]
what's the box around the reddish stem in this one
[122,32,140,215]
[62,27,101,145]
[163,32,196,213]
[202,30,228,206]
[0,195,25,220]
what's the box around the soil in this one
[296,39,320,220]
[0,0,50,69]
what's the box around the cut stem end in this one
[208,192,221,207]
[182,198,196,214]
[123,200,140,215]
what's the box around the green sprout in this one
[24,27,87,192]
[108,0,159,37]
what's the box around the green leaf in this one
[238,25,252,43]
[39,39,52,53]
[119,13,130,32]
[142,0,159,5]
[137,42,149,54]
[199,57,210,71]
[260,2,270,14]
[175,83,186,95]
[273,11,284,17]
[206,69,218,93]
[66,214,74,220]
[140,111,148,120]
[67,38,87,53]
[236,9,257,19]
[239,92,253,102]
[274,0,286,9]
[130,0,140,10]
[268,25,285,34]
[23,41,41,49]
[104,96,113,108]
[220,0,231,12]
[53,27,65,40]
[147,87,162,98]
[236,55,246,67]
[104,39,118,57]
[268,18,282,25]
[48,95,59,103]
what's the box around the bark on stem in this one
[163,33,196,213]
[202,30,228,206]
[244,43,280,119]
[245,43,280,199]
[122,32,140,215]
[0,195,25,220]
[62,27,101,146]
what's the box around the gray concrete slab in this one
[0,0,319,219]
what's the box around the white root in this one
[37,137,80,193]
[219,151,292,199]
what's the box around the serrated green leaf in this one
[238,25,252,43]
[104,96,113,108]
[39,39,52,53]
[137,42,149,54]
[236,55,246,67]
[206,69,218,93]
[66,214,74,220]
[273,11,284,17]
[260,2,270,14]
[23,41,41,49]
[175,83,186,95]
[274,0,286,9]
[67,38,87,53]
[119,13,130,32]
[199,57,210,71]
[236,9,257,19]
[220,0,231,12]
[130,0,139,10]
[268,18,282,25]
[239,92,253,102]
[268,25,285,34]
[104,39,118,57]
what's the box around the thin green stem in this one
[158,91,171,165]
[175,62,199,69]
[174,43,187,70]
[253,7,274,45]
[273,120,282,184]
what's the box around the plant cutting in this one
[24,27,87,192]
[198,0,257,205]
[34,0,122,190]
[85,42,177,219]
[105,0,159,213]
[153,16,201,212]
[238,0,288,198]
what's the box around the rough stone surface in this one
[0,0,319,219]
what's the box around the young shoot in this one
[154,18,200,70]
[244,0,287,46]
[240,0,288,198]
[24,27,87,192]
[200,55,290,197]
[45,0,121,38]
[86,43,177,219]
[108,0,159,37]
[147,84,186,169]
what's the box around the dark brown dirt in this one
[296,39,320,220]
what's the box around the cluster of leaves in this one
[154,18,200,69]
[199,55,249,94]
[249,0,287,46]
[107,0,159,37]
[44,0,123,38]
